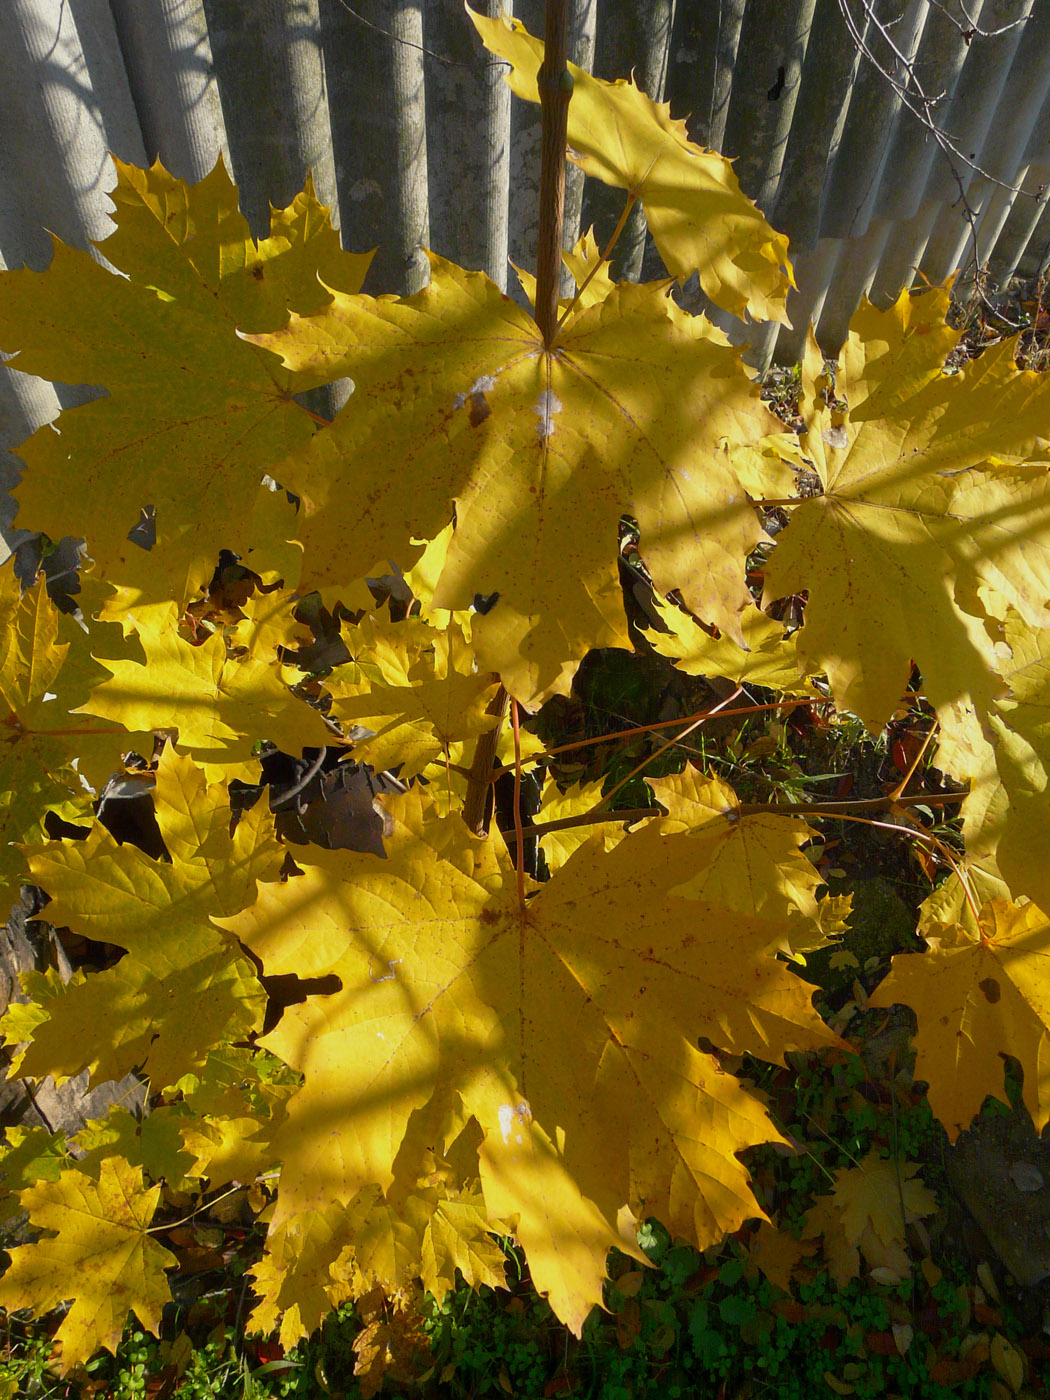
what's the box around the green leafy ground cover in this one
[0,1048,1042,1399]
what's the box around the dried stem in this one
[463,686,510,836]
[525,787,966,841]
[593,687,743,813]
[735,790,965,818]
[887,718,939,802]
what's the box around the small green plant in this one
[0,1324,65,1399]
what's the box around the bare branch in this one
[837,0,1039,321]
[837,0,1030,199]
[924,0,1028,41]
[331,0,510,70]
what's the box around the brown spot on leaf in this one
[978,977,1001,1004]
[468,391,491,428]
[252,266,265,280]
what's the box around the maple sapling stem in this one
[511,699,526,911]
[795,809,980,922]
[544,690,938,764]
[527,806,653,838]
[461,697,819,789]
[459,0,571,832]
[270,746,327,811]
[534,0,571,345]
[735,790,965,818]
[151,1182,246,1234]
[442,747,454,817]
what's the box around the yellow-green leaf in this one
[220,787,838,1333]
[18,750,275,1091]
[79,607,330,767]
[644,595,820,693]
[868,900,1050,1138]
[327,615,500,778]
[0,1157,175,1370]
[247,261,780,705]
[764,289,1050,730]
[0,160,338,602]
[468,10,793,323]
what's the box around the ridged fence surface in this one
[2,0,1049,555]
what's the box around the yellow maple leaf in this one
[333,1189,417,1297]
[514,228,618,315]
[333,1177,507,1308]
[868,900,1050,1138]
[78,605,331,768]
[0,159,365,605]
[763,288,1050,730]
[401,523,460,622]
[0,562,148,896]
[177,1046,295,1187]
[327,614,500,778]
[917,863,1012,940]
[0,562,68,713]
[16,749,275,1091]
[978,612,1050,910]
[105,159,373,332]
[246,260,781,705]
[467,11,793,323]
[533,776,621,873]
[220,788,838,1333]
[249,1113,506,1350]
[95,478,307,637]
[646,768,844,956]
[180,1104,280,1189]
[644,595,822,694]
[929,607,1050,913]
[933,696,1006,874]
[471,1096,642,1335]
[416,1188,508,1303]
[561,228,620,310]
[0,566,81,876]
[746,1219,813,1292]
[231,585,314,665]
[349,1283,431,1400]
[249,1203,355,1349]
[802,1151,937,1288]
[0,1157,175,1370]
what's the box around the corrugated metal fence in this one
[2,0,1049,555]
